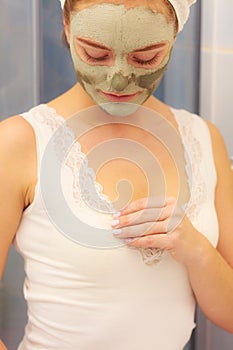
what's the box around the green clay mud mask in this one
[69,3,175,116]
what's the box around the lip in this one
[100,90,140,102]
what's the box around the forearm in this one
[187,237,233,333]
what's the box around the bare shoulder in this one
[0,116,37,279]
[203,119,232,176]
[0,115,35,150]
[203,119,233,265]
[0,115,37,207]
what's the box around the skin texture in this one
[0,341,7,350]
[69,3,175,115]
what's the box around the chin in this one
[98,102,141,117]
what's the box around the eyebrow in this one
[132,42,167,53]
[76,37,111,50]
[77,37,167,53]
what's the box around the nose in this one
[111,73,129,91]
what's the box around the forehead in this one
[72,0,172,19]
[70,4,175,51]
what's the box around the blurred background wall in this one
[0,1,232,349]
[196,0,233,349]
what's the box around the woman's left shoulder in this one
[203,118,222,138]
[181,111,229,161]
[202,119,233,261]
[202,119,231,172]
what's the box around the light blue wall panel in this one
[0,0,37,119]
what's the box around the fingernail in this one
[111,219,120,227]
[113,212,121,218]
[124,238,134,243]
[112,229,122,235]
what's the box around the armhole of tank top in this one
[172,107,217,188]
[198,116,217,187]
[20,114,41,216]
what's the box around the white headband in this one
[60,0,65,9]
[59,0,197,32]
[168,0,197,31]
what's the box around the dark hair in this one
[61,0,178,48]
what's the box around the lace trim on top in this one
[32,105,205,265]
[34,105,113,213]
[173,109,207,224]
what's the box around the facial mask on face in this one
[69,4,175,116]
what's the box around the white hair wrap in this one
[168,0,197,31]
[60,0,66,9]
[59,0,197,32]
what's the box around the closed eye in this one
[83,45,110,59]
[74,37,114,65]
[131,52,162,65]
[128,42,169,68]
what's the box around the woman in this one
[0,0,233,349]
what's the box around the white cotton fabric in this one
[14,104,218,350]
[60,0,65,9]
[59,0,197,32]
[168,0,197,31]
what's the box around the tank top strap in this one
[171,108,217,221]
[20,104,67,162]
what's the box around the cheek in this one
[135,47,173,91]
[70,39,108,85]
[71,51,109,85]
[137,65,168,90]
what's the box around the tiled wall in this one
[196,1,233,349]
[0,0,37,119]
[40,0,75,103]
[161,2,201,114]
[200,0,233,157]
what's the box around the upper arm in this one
[0,116,36,279]
[206,121,233,266]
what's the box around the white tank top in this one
[14,104,218,350]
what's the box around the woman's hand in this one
[111,196,209,267]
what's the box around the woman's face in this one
[68,2,176,115]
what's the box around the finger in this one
[126,232,172,250]
[166,205,185,232]
[111,204,175,229]
[112,220,169,239]
[119,196,176,215]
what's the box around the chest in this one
[77,124,190,210]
